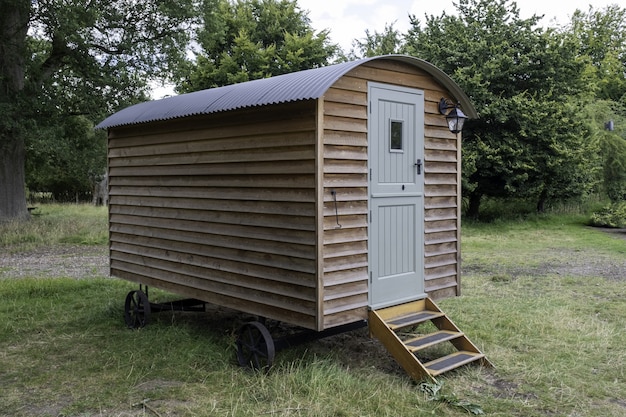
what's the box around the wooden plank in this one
[109,131,316,158]
[424,230,458,245]
[425,219,457,234]
[324,115,368,133]
[323,159,368,174]
[109,145,315,167]
[324,100,367,120]
[108,160,315,177]
[322,200,368,216]
[110,204,316,231]
[110,185,316,203]
[425,161,458,174]
[323,254,368,273]
[109,174,315,189]
[322,214,367,230]
[323,306,368,328]
[111,243,316,301]
[424,241,457,257]
[425,196,457,210]
[425,207,457,221]
[315,98,325,331]
[322,267,368,286]
[108,100,317,141]
[111,268,317,330]
[110,195,316,216]
[110,215,317,249]
[323,145,367,160]
[111,232,316,286]
[321,241,368,258]
[323,130,367,146]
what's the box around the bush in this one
[590,202,626,228]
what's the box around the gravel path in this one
[0,245,109,279]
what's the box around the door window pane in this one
[390,120,403,152]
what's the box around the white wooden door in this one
[368,83,425,308]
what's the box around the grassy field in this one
[1,206,625,416]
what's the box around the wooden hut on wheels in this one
[97,55,491,382]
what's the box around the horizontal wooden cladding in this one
[108,100,317,142]
[425,196,457,210]
[111,233,316,286]
[109,160,315,177]
[323,306,368,328]
[110,195,316,217]
[323,131,367,147]
[109,174,315,190]
[324,145,367,161]
[109,185,316,203]
[110,217,316,254]
[112,269,317,330]
[109,130,316,158]
[425,207,457,222]
[111,242,315,300]
[109,145,315,167]
[110,204,315,232]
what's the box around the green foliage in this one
[25,116,107,201]
[350,23,404,58]
[582,100,626,201]
[590,202,626,228]
[568,5,626,102]
[1,0,197,219]
[175,0,338,92]
[420,381,484,414]
[405,0,603,217]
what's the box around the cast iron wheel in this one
[236,321,275,372]
[124,290,151,329]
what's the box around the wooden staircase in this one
[368,298,492,383]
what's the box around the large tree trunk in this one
[0,1,31,221]
[0,137,28,221]
[466,190,482,220]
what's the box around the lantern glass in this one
[445,107,467,134]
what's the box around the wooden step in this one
[424,351,485,376]
[405,330,463,352]
[387,310,445,330]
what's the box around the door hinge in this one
[369,210,372,223]
[370,271,372,283]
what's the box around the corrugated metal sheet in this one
[96,55,477,129]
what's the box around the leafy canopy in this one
[175,0,338,92]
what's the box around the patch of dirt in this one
[0,245,109,279]
[462,227,626,280]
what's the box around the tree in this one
[0,0,196,221]
[175,0,338,92]
[350,22,405,58]
[567,5,626,102]
[405,0,593,217]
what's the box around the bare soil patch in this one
[0,245,109,279]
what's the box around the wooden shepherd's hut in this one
[97,55,490,382]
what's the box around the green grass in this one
[0,204,108,251]
[1,206,626,416]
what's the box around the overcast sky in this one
[297,0,617,52]
[152,0,617,98]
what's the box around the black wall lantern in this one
[439,98,468,134]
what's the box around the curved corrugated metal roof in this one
[96,55,477,129]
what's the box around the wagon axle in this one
[123,288,366,372]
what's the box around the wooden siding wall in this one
[107,101,321,330]
[321,60,461,328]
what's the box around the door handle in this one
[414,159,422,175]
